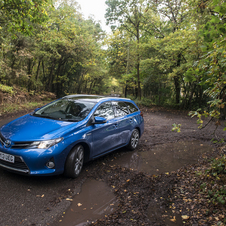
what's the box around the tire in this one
[127,129,139,150]
[64,145,84,178]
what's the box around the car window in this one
[125,102,138,113]
[94,102,115,121]
[34,99,95,122]
[112,101,129,117]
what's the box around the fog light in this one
[46,161,55,169]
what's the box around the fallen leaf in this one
[182,215,190,220]
[77,203,82,207]
[170,216,176,222]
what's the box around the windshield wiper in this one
[33,114,57,120]
[62,118,78,122]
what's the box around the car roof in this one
[63,94,131,103]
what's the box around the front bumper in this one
[0,143,67,176]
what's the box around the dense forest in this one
[0,0,225,119]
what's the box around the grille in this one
[11,142,33,149]
[0,133,29,173]
[0,156,29,173]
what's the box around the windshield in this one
[33,98,96,122]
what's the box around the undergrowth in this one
[199,155,226,206]
[0,84,15,95]
[0,101,49,116]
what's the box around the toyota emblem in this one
[4,139,11,148]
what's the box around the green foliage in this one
[207,156,226,177]
[0,0,52,36]
[133,97,154,107]
[188,0,226,129]
[172,123,181,133]
[0,84,15,95]
[0,0,108,98]
[105,0,149,99]
[199,156,226,206]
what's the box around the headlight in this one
[29,138,63,149]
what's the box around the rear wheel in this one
[64,145,84,178]
[127,129,139,150]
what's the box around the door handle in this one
[114,124,118,129]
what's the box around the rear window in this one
[125,102,138,113]
[112,101,130,117]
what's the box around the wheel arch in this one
[134,126,141,137]
[65,141,90,165]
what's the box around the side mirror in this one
[94,116,107,124]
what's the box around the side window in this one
[112,101,129,117]
[125,102,138,113]
[94,102,114,121]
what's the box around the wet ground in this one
[0,107,225,225]
[110,140,213,175]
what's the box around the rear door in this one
[91,102,119,157]
[112,101,132,145]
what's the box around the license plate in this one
[0,152,15,163]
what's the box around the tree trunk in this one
[136,26,141,100]
[174,53,182,104]
[47,61,56,92]
[88,80,94,94]
[174,76,180,104]
[125,82,128,98]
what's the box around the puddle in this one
[57,179,117,226]
[111,140,213,175]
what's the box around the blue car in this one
[0,95,144,178]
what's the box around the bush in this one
[0,84,15,95]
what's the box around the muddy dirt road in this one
[0,107,224,225]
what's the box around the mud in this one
[147,202,183,226]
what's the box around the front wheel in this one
[64,145,84,178]
[127,129,139,150]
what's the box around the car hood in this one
[0,114,77,141]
